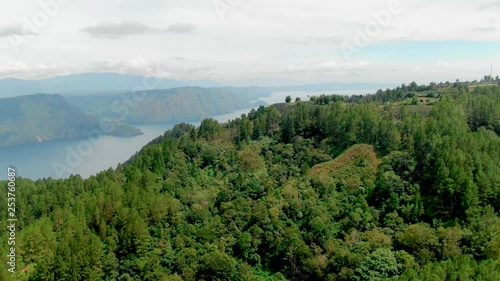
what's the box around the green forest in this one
[0,94,143,147]
[1,82,500,280]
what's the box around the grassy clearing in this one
[308,144,381,190]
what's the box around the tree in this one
[397,224,438,264]
[198,118,223,140]
[354,248,400,280]
[238,232,253,261]
[3,82,500,280]
[285,95,292,103]
[281,114,296,143]
[409,81,418,91]
[470,206,500,260]
[198,250,237,281]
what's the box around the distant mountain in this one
[65,87,269,124]
[63,83,396,125]
[0,86,271,146]
[0,73,225,98]
[0,72,398,99]
[0,94,143,147]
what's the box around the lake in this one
[0,106,257,180]
[0,90,374,180]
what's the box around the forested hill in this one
[64,87,269,125]
[1,84,499,280]
[0,94,142,147]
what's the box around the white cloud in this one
[81,21,196,38]
[478,0,500,10]
[0,0,499,84]
[0,24,38,37]
[81,21,151,38]
[165,23,196,33]
[473,26,497,32]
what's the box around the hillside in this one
[308,144,381,190]
[65,87,269,124]
[0,94,142,146]
[0,83,499,280]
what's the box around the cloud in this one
[0,25,38,37]
[2,0,500,85]
[166,23,195,33]
[249,60,371,77]
[473,26,496,32]
[0,61,77,80]
[287,36,342,45]
[85,58,216,80]
[81,21,195,38]
[478,1,500,10]
[0,57,216,81]
[81,21,151,38]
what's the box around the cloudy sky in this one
[0,0,499,86]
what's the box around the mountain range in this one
[0,72,396,98]
[0,73,225,98]
[0,72,396,146]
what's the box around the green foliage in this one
[354,248,400,280]
[396,223,439,264]
[399,255,500,281]
[198,250,238,281]
[198,118,223,140]
[1,83,500,280]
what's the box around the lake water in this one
[0,107,256,180]
[0,90,375,180]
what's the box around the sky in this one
[0,0,499,86]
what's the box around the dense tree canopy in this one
[1,83,499,280]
